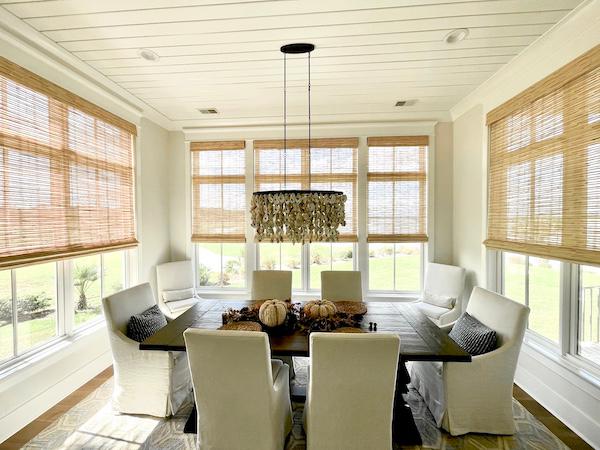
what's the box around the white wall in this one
[433,122,453,265]
[452,105,485,296]
[449,1,600,447]
[137,118,173,295]
[167,131,190,262]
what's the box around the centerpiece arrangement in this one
[221,299,368,334]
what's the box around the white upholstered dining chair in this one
[101,283,191,417]
[304,333,400,450]
[184,329,292,450]
[251,270,293,300]
[410,287,529,435]
[251,269,295,376]
[320,270,363,301]
[415,262,466,325]
[156,260,199,319]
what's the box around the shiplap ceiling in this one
[0,0,584,129]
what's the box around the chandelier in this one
[250,43,347,244]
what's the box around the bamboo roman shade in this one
[367,136,429,243]
[486,45,600,264]
[0,57,137,269]
[254,137,358,241]
[191,140,246,242]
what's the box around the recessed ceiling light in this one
[198,108,218,114]
[138,48,159,62]
[445,28,469,44]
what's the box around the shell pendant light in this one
[250,43,347,244]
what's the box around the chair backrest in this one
[466,287,530,349]
[307,333,400,450]
[423,262,466,308]
[156,260,194,299]
[320,271,363,301]
[251,270,292,300]
[183,329,277,449]
[102,283,156,334]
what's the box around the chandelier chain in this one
[283,52,287,189]
[308,51,312,187]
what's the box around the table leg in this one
[392,358,422,446]
[183,405,197,434]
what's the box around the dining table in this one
[140,300,471,446]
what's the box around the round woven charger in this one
[218,321,262,331]
[333,327,365,333]
[333,301,368,315]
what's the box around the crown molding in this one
[0,7,175,131]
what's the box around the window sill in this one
[0,318,106,381]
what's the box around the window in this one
[368,243,422,293]
[579,265,600,366]
[190,135,430,295]
[490,47,600,373]
[309,243,354,290]
[486,47,600,265]
[0,250,130,365]
[191,141,246,290]
[254,138,358,241]
[196,243,245,288]
[367,136,428,292]
[258,243,302,289]
[0,57,137,269]
[71,250,127,329]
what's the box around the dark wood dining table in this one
[140,300,471,446]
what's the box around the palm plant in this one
[74,264,98,310]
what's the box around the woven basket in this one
[333,327,365,333]
[218,321,262,331]
[333,301,368,315]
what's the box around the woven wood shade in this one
[253,137,358,242]
[191,141,246,242]
[367,136,429,243]
[486,45,600,265]
[0,64,137,269]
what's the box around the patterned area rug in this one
[23,359,569,450]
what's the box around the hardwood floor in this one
[0,368,592,449]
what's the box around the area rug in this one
[22,359,569,450]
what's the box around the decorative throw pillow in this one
[162,287,195,302]
[126,305,167,342]
[422,291,455,309]
[449,312,497,356]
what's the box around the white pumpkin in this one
[258,300,288,327]
[304,300,337,319]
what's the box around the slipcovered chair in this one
[156,260,199,319]
[410,287,530,436]
[304,333,400,450]
[415,262,466,326]
[101,283,191,417]
[184,329,292,450]
[251,270,293,301]
[320,270,363,301]
[251,270,295,376]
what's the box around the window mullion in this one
[56,261,66,337]
[11,268,17,356]
[62,259,74,335]
[559,261,572,355]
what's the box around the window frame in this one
[493,249,600,378]
[0,249,131,370]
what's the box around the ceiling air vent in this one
[395,100,415,107]
[198,108,218,114]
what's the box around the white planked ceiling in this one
[0,0,584,129]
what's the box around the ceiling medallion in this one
[250,43,347,244]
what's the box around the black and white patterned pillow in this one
[449,312,497,356]
[126,305,167,343]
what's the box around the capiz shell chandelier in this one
[250,43,347,244]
